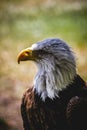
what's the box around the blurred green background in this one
[0,0,87,130]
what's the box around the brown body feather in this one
[21,75,87,130]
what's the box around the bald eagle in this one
[17,38,87,130]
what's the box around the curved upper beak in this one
[17,48,33,64]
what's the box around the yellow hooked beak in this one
[17,48,34,64]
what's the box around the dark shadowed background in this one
[0,0,87,130]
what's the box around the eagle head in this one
[17,38,76,101]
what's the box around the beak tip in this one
[18,61,20,64]
[17,59,20,64]
[17,55,20,64]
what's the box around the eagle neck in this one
[34,60,76,101]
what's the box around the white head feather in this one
[31,38,76,101]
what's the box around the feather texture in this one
[21,75,87,130]
[17,38,87,130]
